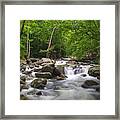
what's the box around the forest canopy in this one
[20,20,100,64]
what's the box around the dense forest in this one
[20,20,100,64]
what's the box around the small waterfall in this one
[64,66,74,75]
[64,65,87,76]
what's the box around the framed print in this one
[0,0,119,119]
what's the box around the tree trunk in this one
[27,32,29,59]
[46,27,56,58]
[47,27,56,50]
[20,20,25,37]
[28,41,30,58]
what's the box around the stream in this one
[20,60,100,100]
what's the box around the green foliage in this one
[20,20,100,63]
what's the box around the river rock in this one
[80,74,87,77]
[20,95,28,100]
[20,65,26,71]
[62,58,73,61]
[81,62,90,65]
[31,78,47,89]
[41,58,52,63]
[56,76,65,80]
[41,64,54,74]
[53,67,61,76]
[34,64,39,67]
[23,70,32,75]
[20,74,27,81]
[81,80,99,89]
[20,84,29,91]
[20,80,26,84]
[36,91,42,95]
[88,65,100,79]
[55,65,65,74]
[29,65,34,69]
[35,60,43,65]
[41,62,54,67]
[96,87,100,92]
[35,72,52,79]
[26,59,31,65]
[34,68,41,72]
[30,58,39,63]
[20,59,26,63]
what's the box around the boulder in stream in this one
[41,64,54,74]
[88,65,100,79]
[81,80,100,90]
[35,72,52,79]
[20,74,27,81]
[36,91,42,95]
[41,58,52,63]
[31,78,47,89]
[56,76,65,80]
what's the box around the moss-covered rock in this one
[20,95,29,100]
[31,78,47,89]
[88,65,100,79]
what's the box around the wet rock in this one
[62,58,73,61]
[35,72,52,79]
[20,95,28,100]
[35,60,43,65]
[55,65,65,74]
[88,65,100,79]
[26,76,33,81]
[20,74,27,81]
[80,74,87,77]
[41,64,54,74]
[41,58,52,63]
[56,76,65,80]
[96,87,100,92]
[81,80,99,89]
[20,65,26,71]
[34,64,39,67]
[29,65,34,69]
[20,84,29,91]
[23,70,32,75]
[67,60,77,65]
[81,62,90,65]
[26,59,31,64]
[41,62,54,67]
[20,80,26,84]
[36,91,42,95]
[30,58,39,63]
[31,78,47,89]
[53,67,61,77]
[34,68,41,72]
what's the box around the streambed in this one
[20,59,100,100]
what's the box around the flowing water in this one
[21,60,100,100]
